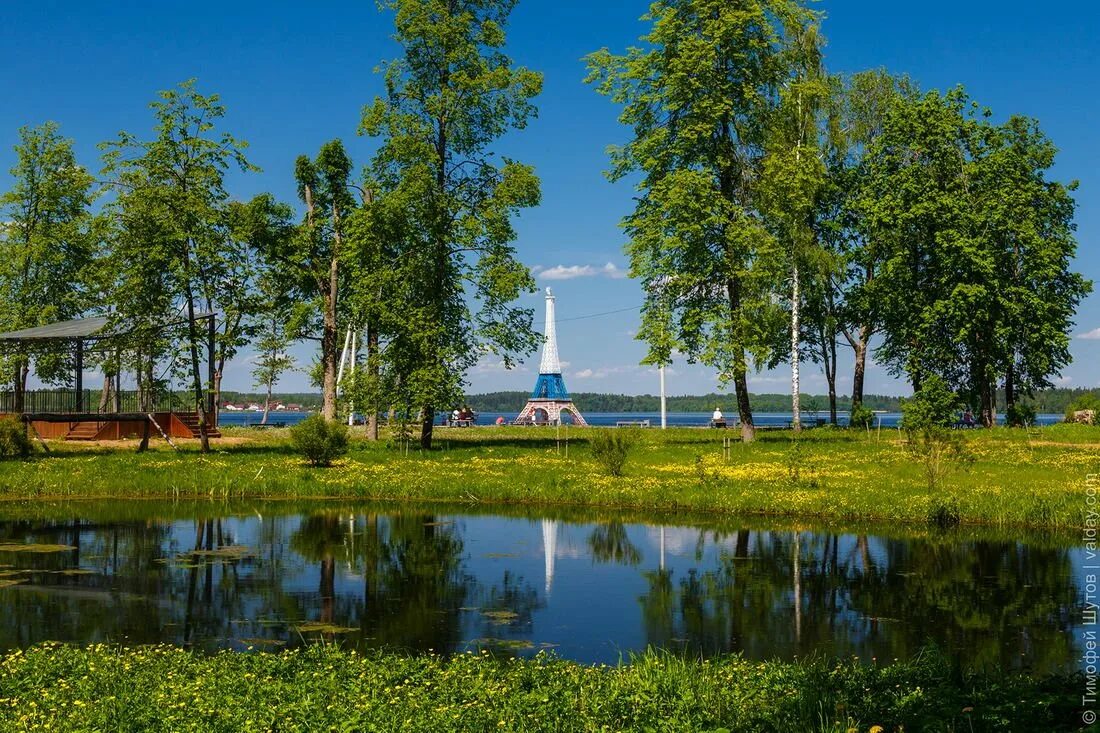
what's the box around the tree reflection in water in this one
[0,509,1082,672]
[635,529,1078,671]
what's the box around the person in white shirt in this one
[712,407,723,422]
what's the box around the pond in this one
[0,501,1084,673]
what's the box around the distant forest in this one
[457,388,1093,414]
[235,387,1093,415]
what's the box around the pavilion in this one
[0,313,220,444]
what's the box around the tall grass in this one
[0,424,1091,530]
[0,644,1082,732]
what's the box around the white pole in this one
[659,366,667,430]
[347,330,357,427]
[336,328,352,386]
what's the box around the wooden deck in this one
[0,412,220,441]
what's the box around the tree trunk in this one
[420,405,434,451]
[366,321,380,441]
[727,279,755,443]
[321,276,339,421]
[98,372,114,413]
[261,379,272,426]
[184,286,210,453]
[11,360,26,413]
[1005,361,1016,413]
[790,265,801,433]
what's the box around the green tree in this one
[361,0,542,449]
[758,18,828,431]
[977,116,1090,421]
[101,80,256,452]
[587,0,820,443]
[818,71,916,413]
[0,122,97,410]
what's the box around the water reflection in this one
[0,506,1083,672]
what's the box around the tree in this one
[0,122,97,410]
[818,70,917,413]
[758,18,828,432]
[859,87,1089,426]
[976,116,1090,422]
[101,80,256,452]
[251,274,297,426]
[857,89,979,398]
[587,0,819,443]
[361,0,542,449]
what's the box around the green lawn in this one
[0,423,1094,532]
[0,644,1082,732]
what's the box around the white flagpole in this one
[659,366,667,430]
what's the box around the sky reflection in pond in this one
[0,502,1084,673]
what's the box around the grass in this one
[0,423,1094,531]
[0,643,1084,732]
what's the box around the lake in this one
[218,411,1065,428]
[0,501,1083,673]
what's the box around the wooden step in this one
[65,422,103,440]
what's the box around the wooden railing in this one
[0,389,193,415]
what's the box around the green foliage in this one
[848,404,875,430]
[901,376,961,432]
[1064,393,1100,423]
[0,417,31,460]
[1006,402,1037,428]
[586,0,819,441]
[588,429,639,477]
[101,79,257,450]
[290,415,349,467]
[0,122,97,395]
[857,86,1090,412]
[360,0,542,448]
[0,644,1080,732]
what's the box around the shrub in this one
[900,376,960,431]
[902,377,971,492]
[927,497,961,528]
[0,416,31,460]
[1006,402,1037,428]
[1064,393,1100,423]
[589,429,638,477]
[848,404,875,430]
[290,415,349,467]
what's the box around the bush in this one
[901,376,960,431]
[589,429,639,477]
[0,416,31,460]
[848,404,875,430]
[290,415,349,467]
[902,377,971,492]
[1064,393,1100,424]
[1006,402,1037,428]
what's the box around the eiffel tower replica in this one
[514,288,588,426]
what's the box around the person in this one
[962,409,975,428]
[711,406,726,429]
[495,416,506,426]
[451,408,460,426]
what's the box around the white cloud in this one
[534,262,628,281]
[1078,328,1100,340]
[1055,375,1073,386]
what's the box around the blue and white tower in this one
[514,289,588,426]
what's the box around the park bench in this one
[616,419,650,428]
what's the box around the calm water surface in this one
[0,502,1083,673]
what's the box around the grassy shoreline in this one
[0,644,1083,732]
[0,424,1094,531]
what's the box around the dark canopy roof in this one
[0,313,216,343]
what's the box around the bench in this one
[616,420,651,428]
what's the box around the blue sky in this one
[2,0,1097,397]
